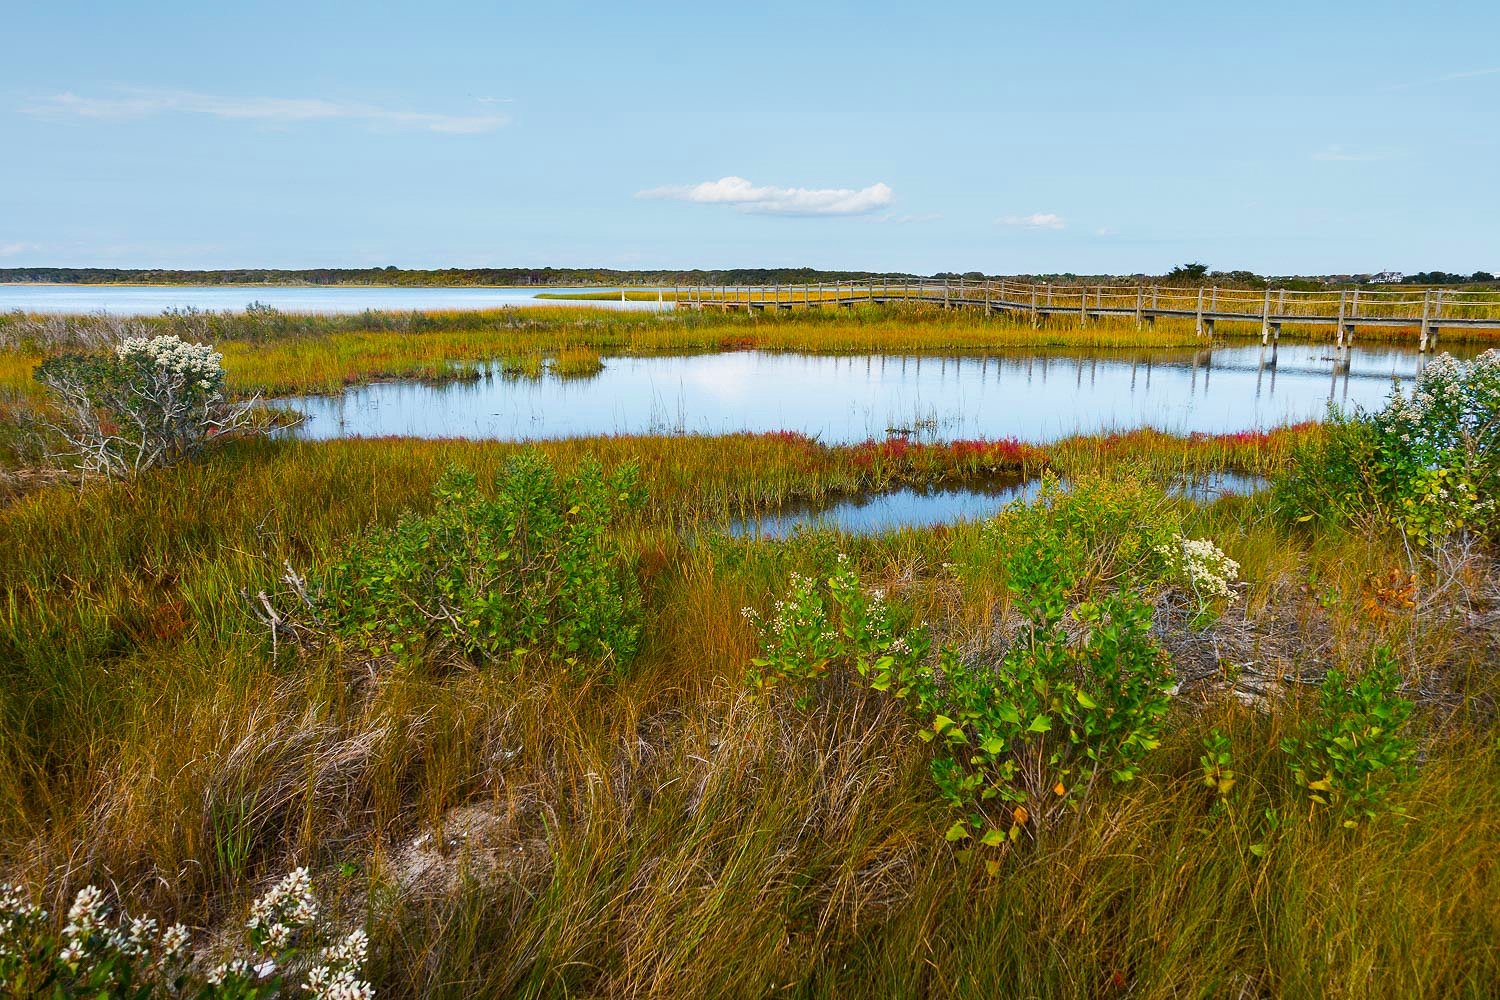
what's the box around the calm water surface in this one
[287,343,1465,444]
[730,473,1266,538]
[0,284,666,315]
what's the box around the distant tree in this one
[1167,262,1210,281]
[1473,271,1496,283]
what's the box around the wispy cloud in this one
[637,176,894,216]
[1443,66,1500,81]
[877,212,941,224]
[997,212,1065,230]
[0,242,36,257]
[1312,144,1389,162]
[23,88,508,133]
[1381,65,1500,92]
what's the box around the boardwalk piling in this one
[1420,289,1432,352]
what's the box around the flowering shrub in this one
[0,869,371,998]
[744,554,929,709]
[1279,648,1417,827]
[1157,535,1241,623]
[34,334,258,477]
[1277,350,1500,544]
[318,453,645,671]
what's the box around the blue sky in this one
[2,1,1497,275]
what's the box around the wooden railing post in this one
[1195,287,1204,336]
[1420,289,1432,352]
[1336,290,1347,348]
[1261,289,1272,344]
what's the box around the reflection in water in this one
[286,343,1469,445]
[729,472,1268,538]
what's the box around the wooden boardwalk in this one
[669,279,1500,351]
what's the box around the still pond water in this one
[287,343,1463,445]
[729,472,1266,538]
[0,284,662,315]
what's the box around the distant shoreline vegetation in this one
[3,265,1496,290]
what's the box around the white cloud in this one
[637,176,893,216]
[1312,144,1388,162]
[23,88,508,133]
[878,212,941,224]
[997,212,1065,230]
[0,242,35,257]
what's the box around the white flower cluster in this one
[5,882,191,975]
[305,929,374,1000]
[247,866,319,949]
[1,874,369,997]
[117,334,225,392]
[1160,536,1241,602]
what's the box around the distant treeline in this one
[0,267,921,287]
[2,265,1493,289]
[1400,271,1496,285]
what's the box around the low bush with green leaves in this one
[910,488,1176,857]
[745,478,1181,864]
[744,554,929,709]
[1277,349,1499,544]
[317,452,645,671]
[978,473,1181,599]
[1279,647,1417,827]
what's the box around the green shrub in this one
[1277,350,1499,544]
[744,554,929,710]
[1279,648,1417,827]
[318,452,645,671]
[979,473,1180,603]
[911,584,1172,860]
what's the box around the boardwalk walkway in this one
[669,279,1500,351]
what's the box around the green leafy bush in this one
[911,566,1173,857]
[1279,648,1417,827]
[744,478,1181,864]
[744,554,929,709]
[979,473,1181,602]
[1277,350,1500,544]
[319,452,645,670]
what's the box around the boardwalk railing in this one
[668,279,1500,351]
